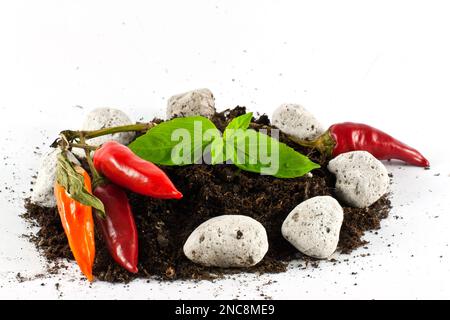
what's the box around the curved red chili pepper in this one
[93,183,138,273]
[329,122,430,167]
[290,122,429,167]
[329,123,429,167]
[93,141,183,199]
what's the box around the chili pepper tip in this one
[172,191,183,200]
[127,265,139,274]
[120,261,138,274]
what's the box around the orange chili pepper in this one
[54,166,95,282]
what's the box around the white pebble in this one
[31,149,80,208]
[183,215,269,268]
[272,103,324,141]
[167,88,216,119]
[282,196,343,259]
[73,108,134,158]
[328,151,390,208]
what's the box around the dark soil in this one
[22,107,392,283]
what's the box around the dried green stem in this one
[79,134,103,188]
[288,131,336,158]
[69,143,99,151]
[61,123,155,142]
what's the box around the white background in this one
[0,0,449,300]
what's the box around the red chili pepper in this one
[93,183,138,273]
[93,141,183,199]
[291,122,430,167]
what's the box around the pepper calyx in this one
[288,130,336,157]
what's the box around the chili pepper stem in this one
[61,123,155,142]
[288,136,317,148]
[288,131,335,157]
[60,134,104,188]
[69,143,99,151]
[79,135,107,218]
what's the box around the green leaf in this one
[128,116,221,166]
[127,112,318,178]
[218,112,254,163]
[230,129,320,178]
[223,112,253,139]
[210,136,225,165]
[55,153,105,216]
